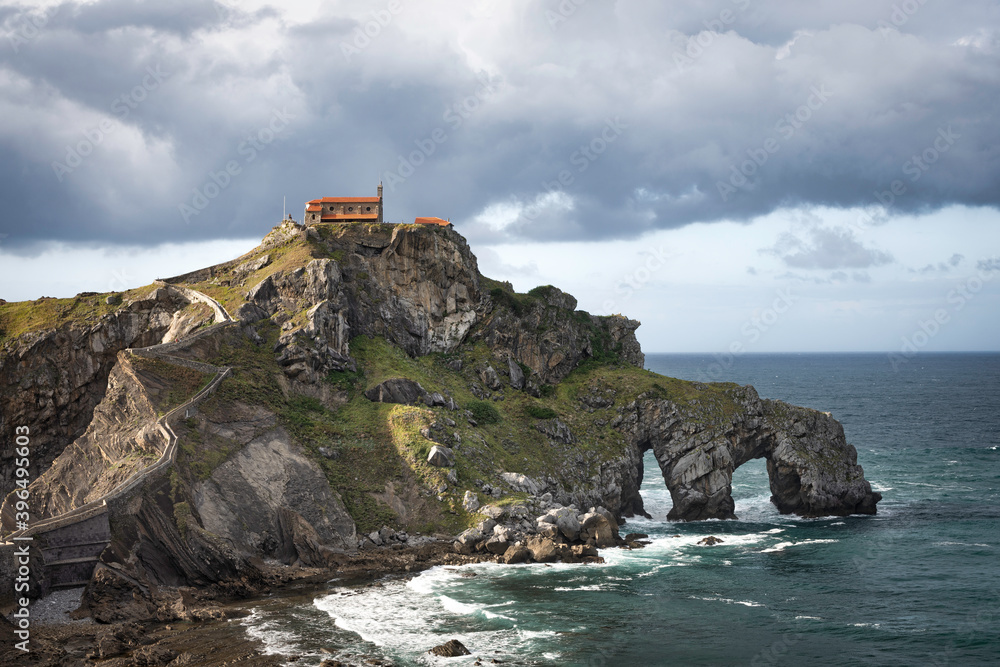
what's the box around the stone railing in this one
[1,288,233,545]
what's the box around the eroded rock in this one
[365,378,427,405]
[428,639,471,657]
[428,445,456,468]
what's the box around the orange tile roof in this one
[306,205,322,212]
[414,217,451,226]
[309,197,381,204]
[321,213,380,221]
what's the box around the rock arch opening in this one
[729,457,771,519]
[616,393,880,521]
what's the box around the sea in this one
[240,353,1000,666]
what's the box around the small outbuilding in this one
[414,217,452,228]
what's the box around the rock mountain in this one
[0,220,880,601]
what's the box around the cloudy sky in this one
[1,0,999,355]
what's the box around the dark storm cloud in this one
[0,0,998,252]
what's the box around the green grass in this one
[468,400,501,424]
[173,501,192,538]
[0,287,151,343]
[326,368,365,394]
[488,287,536,316]
[527,285,558,299]
[525,403,558,420]
[175,417,238,481]
[187,323,467,534]
[179,313,746,537]
[184,235,321,315]
[129,355,215,416]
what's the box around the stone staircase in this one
[1,285,234,593]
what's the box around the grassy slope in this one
[179,310,748,537]
[129,355,216,417]
[179,222,390,317]
[0,286,153,343]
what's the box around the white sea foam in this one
[553,584,609,592]
[761,539,838,554]
[440,595,480,615]
[314,568,570,664]
[795,615,822,620]
[933,541,992,548]
[689,595,765,608]
[241,608,301,657]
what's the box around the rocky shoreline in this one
[3,529,641,667]
[3,493,646,665]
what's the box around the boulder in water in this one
[428,639,472,657]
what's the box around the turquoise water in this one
[242,354,1000,666]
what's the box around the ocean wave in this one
[241,608,302,657]
[932,541,992,548]
[689,595,765,608]
[552,584,609,592]
[760,539,838,554]
[315,571,572,664]
[440,595,480,615]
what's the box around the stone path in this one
[1,285,234,590]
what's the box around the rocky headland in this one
[0,220,880,664]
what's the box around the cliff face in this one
[241,223,481,355]
[0,288,213,491]
[470,284,644,385]
[12,355,163,522]
[0,221,880,598]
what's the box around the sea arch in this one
[614,386,881,521]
